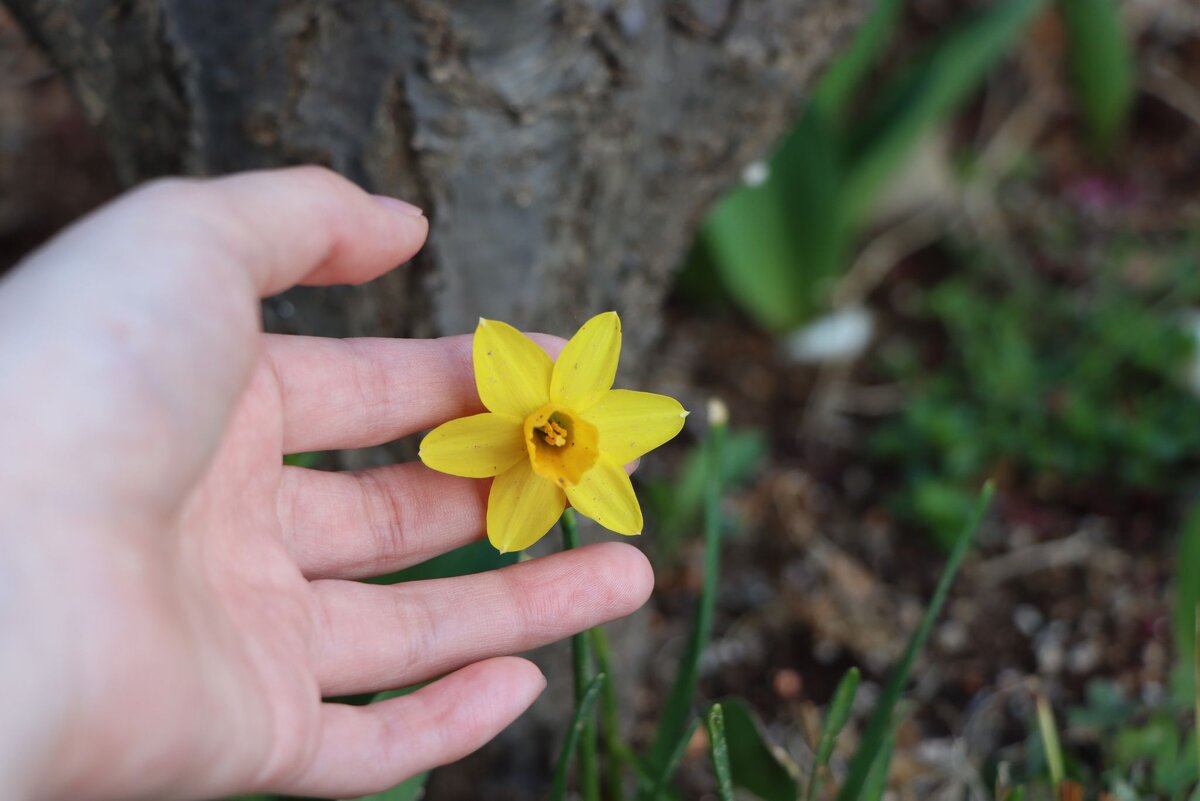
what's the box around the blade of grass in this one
[1057,0,1134,153]
[718,698,800,801]
[804,667,861,801]
[835,482,994,801]
[590,626,627,801]
[860,723,898,801]
[1174,510,1200,700]
[812,0,904,121]
[644,717,701,801]
[707,704,734,801]
[561,509,600,801]
[551,673,607,801]
[841,0,1047,220]
[1194,603,1198,789]
[644,400,729,786]
[1036,693,1066,789]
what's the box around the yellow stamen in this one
[539,420,568,447]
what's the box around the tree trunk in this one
[6,0,863,356]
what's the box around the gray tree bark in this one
[6,0,863,357]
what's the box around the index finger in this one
[266,332,566,454]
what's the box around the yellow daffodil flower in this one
[419,312,688,552]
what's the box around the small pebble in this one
[1014,604,1044,637]
[772,668,803,700]
[1067,641,1100,674]
[937,620,969,653]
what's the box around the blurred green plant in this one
[1042,507,1200,801]
[1057,0,1135,153]
[642,426,768,559]
[1173,508,1200,700]
[873,253,1200,544]
[693,0,1047,332]
[545,387,994,801]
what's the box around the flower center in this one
[523,404,599,487]
[539,419,569,447]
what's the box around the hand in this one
[0,168,654,800]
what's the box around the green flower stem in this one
[561,509,601,801]
[643,399,728,795]
[590,626,628,801]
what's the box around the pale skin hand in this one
[0,167,654,801]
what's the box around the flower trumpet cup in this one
[419,312,688,552]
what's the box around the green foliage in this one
[1065,680,1199,799]
[367,539,517,585]
[836,484,993,801]
[551,674,606,801]
[1173,508,1200,698]
[806,668,861,801]
[873,256,1200,542]
[644,413,728,793]
[643,426,768,557]
[1037,695,1067,788]
[706,705,735,801]
[841,0,1047,220]
[353,773,429,801]
[1057,0,1135,153]
[811,0,904,122]
[695,0,1045,332]
[282,451,322,468]
[718,698,801,801]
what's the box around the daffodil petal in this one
[475,318,553,418]
[565,456,642,535]
[582,389,688,464]
[487,461,567,553]
[419,413,526,478]
[551,311,621,412]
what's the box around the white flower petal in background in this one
[741,160,770,187]
[782,306,875,364]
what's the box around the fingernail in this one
[372,194,425,217]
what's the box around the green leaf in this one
[560,510,601,801]
[645,417,728,781]
[551,673,607,801]
[805,667,861,801]
[860,722,898,801]
[707,705,735,801]
[647,427,767,553]
[368,539,517,585]
[283,451,322,468]
[644,717,701,801]
[350,772,430,801]
[704,109,846,331]
[1036,695,1066,788]
[719,698,801,801]
[812,0,904,121]
[1057,0,1134,153]
[836,483,994,801]
[1173,508,1200,698]
[842,0,1048,220]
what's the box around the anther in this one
[539,420,568,447]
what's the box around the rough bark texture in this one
[6,0,864,359]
